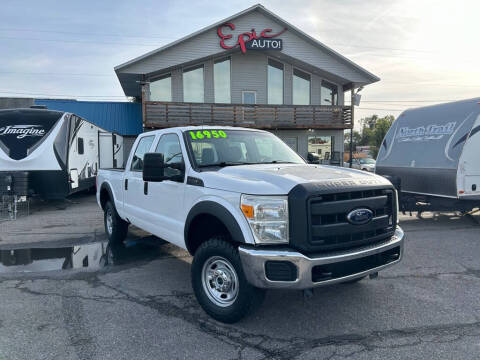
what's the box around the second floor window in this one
[321,81,338,105]
[293,69,310,105]
[150,74,171,101]
[183,65,204,103]
[214,58,231,103]
[267,58,283,105]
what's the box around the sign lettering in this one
[217,23,287,53]
[0,125,46,139]
[397,122,457,142]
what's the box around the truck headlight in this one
[240,195,289,244]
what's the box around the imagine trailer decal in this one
[0,125,46,139]
[397,122,456,142]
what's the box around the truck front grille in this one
[307,189,396,252]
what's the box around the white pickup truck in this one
[97,126,404,323]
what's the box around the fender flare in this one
[184,201,246,253]
[99,182,115,210]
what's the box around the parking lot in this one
[1,194,479,359]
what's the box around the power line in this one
[0,28,174,40]
[0,90,128,98]
[361,99,469,103]
[357,107,404,111]
[0,36,160,47]
[0,27,459,55]
[0,71,112,77]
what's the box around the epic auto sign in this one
[217,23,287,53]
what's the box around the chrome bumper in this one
[238,226,405,290]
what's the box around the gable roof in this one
[115,4,379,96]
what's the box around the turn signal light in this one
[241,204,254,219]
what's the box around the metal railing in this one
[144,102,353,130]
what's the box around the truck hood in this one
[199,164,391,195]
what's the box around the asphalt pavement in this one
[0,196,479,359]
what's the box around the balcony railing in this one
[143,102,352,130]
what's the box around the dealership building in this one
[115,4,379,162]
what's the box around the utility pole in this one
[349,85,355,168]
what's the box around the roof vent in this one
[30,105,47,109]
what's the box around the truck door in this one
[123,135,155,227]
[142,133,186,247]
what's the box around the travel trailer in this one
[376,98,480,212]
[0,108,123,199]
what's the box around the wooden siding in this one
[144,102,352,130]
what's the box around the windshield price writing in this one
[189,130,227,140]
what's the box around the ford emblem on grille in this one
[347,208,374,225]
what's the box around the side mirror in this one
[143,153,165,182]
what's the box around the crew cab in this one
[97,126,404,323]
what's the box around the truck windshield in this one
[184,129,305,168]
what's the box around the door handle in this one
[144,182,148,195]
[125,178,128,190]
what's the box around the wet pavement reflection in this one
[0,236,168,273]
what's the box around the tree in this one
[345,115,395,159]
[370,116,394,157]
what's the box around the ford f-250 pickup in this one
[97,126,404,323]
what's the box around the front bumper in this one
[238,226,404,290]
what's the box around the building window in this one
[150,74,171,101]
[293,69,310,105]
[242,91,256,104]
[282,137,298,152]
[321,81,338,105]
[214,58,231,103]
[267,58,283,104]
[183,65,204,103]
[307,136,334,163]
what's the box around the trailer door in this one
[99,132,114,169]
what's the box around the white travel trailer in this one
[376,98,480,212]
[0,108,123,199]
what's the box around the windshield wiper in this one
[258,161,297,164]
[197,161,254,168]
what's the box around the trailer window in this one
[130,136,154,171]
[78,138,84,155]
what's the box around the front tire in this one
[104,201,128,244]
[191,237,265,323]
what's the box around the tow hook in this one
[369,272,379,279]
[303,288,314,299]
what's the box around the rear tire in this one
[191,237,265,323]
[104,201,128,244]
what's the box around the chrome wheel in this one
[201,256,239,307]
[106,209,113,235]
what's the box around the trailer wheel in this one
[104,201,128,244]
[191,237,265,323]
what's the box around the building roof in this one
[34,99,142,136]
[115,4,380,97]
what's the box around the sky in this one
[1,0,479,128]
